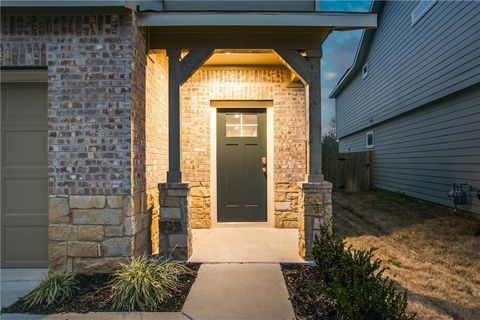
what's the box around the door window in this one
[225,113,258,137]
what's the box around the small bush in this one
[24,270,77,308]
[107,257,190,311]
[313,226,345,282]
[313,225,414,320]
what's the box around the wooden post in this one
[368,150,374,190]
[275,49,323,182]
[305,49,323,183]
[166,49,214,183]
[166,49,182,183]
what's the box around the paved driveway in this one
[1,268,47,308]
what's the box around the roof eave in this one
[138,12,377,28]
[329,0,385,99]
[329,27,375,98]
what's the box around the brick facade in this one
[181,66,307,228]
[0,13,162,271]
[1,12,317,269]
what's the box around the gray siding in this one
[339,85,480,213]
[336,0,480,138]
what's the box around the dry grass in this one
[333,191,480,320]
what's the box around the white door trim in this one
[210,100,274,227]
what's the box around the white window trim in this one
[366,130,374,149]
[411,0,436,26]
[362,63,368,79]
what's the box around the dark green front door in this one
[217,109,267,222]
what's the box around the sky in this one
[320,0,373,134]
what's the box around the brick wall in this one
[1,14,135,195]
[181,66,307,228]
[0,12,157,271]
[145,51,169,254]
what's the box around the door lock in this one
[261,157,267,173]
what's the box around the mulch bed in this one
[1,263,199,315]
[281,264,337,320]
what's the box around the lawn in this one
[333,191,480,320]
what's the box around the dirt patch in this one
[334,191,480,320]
[1,264,199,314]
[281,264,336,320]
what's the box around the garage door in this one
[1,71,48,267]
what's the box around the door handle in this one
[261,157,267,173]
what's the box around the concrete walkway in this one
[1,264,296,320]
[182,263,295,320]
[1,268,47,308]
[189,227,303,263]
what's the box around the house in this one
[0,1,376,271]
[330,0,480,214]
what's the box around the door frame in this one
[210,100,274,227]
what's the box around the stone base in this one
[158,183,191,260]
[49,194,149,273]
[297,181,333,260]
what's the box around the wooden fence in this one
[323,149,374,192]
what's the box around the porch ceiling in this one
[204,51,283,66]
[143,12,377,49]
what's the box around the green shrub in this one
[312,226,345,282]
[313,225,414,320]
[107,257,190,311]
[24,270,77,308]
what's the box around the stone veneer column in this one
[49,195,135,273]
[158,183,191,260]
[297,181,333,259]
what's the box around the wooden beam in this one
[274,49,309,83]
[179,49,214,85]
[148,28,329,49]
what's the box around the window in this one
[226,113,258,137]
[366,130,374,149]
[362,63,368,79]
[411,0,436,26]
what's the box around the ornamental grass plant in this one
[24,270,77,308]
[107,257,191,311]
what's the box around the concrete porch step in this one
[189,227,304,263]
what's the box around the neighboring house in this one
[330,0,480,213]
[0,1,376,270]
